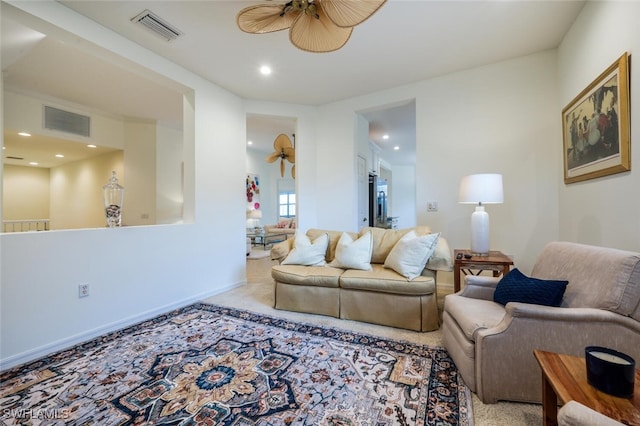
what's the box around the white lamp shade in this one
[459,174,504,205]
[247,209,262,219]
[459,173,503,255]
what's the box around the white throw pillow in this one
[384,231,440,280]
[329,231,373,270]
[281,232,328,266]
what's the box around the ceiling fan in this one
[237,0,387,53]
[267,133,296,178]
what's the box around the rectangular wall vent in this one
[131,9,183,41]
[43,106,91,138]
[6,156,24,160]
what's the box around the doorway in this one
[245,114,297,231]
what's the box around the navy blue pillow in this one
[493,268,568,307]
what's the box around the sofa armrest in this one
[425,236,454,272]
[270,238,294,263]
[474,304,640,403]
[457,275,500,300]
[485,303,640,335]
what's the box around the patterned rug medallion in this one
[0,304,472,425]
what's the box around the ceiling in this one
[2,0,585,167]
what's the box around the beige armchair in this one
[442,241,640,404]
[558,401,624,426]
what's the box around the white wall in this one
[390,164,416,229]
[2,165,50,221]
[123,120,156,226]
[156,122,184,224]
[415,52,561,274]
[1,2,246,368]
[311,52,560,274]
[557,1,640,250]
[4,90,126,150]
[49,150,123,229]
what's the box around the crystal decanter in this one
[102,171,124,227]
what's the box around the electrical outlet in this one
[427,201,438,212]
[78,283,90,298]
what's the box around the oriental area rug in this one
[0,304,472,425]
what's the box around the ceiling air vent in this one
[131,9,183,41]
[43,105,91,138]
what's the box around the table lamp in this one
[246,209,262,229]
[459,173,503,255]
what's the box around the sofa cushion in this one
[339,264,435,295]
[281,232,329,266]
[361,226,432,264]
[329,231,373,271]
[272,264,343,288]
[306,229,358,263]
[493,268,568,307]
[384,231,440,280]
[426,236,454,271]
[444,294,506,340]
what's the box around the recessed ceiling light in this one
[87,144,97,148]
[382,134,389,140]
[247,140,253,145]
[393,146,400,150]
[29,162,38,166]
[18,132,32,137]
[260,65,272,75]
[55,154,65,158]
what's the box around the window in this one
[279,192,296,218]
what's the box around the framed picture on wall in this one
[561,52,630,184]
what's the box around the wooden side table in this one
[534,349,640,426]
[453,249,513,293]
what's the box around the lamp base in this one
[470,205,490,255]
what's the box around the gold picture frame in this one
[562,52,630,184]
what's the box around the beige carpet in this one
[203,257,543,426]
[247,247,271,259]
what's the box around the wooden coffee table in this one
[534,349,640,426]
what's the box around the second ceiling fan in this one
[267,133,296,178]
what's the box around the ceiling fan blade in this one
[292,164,296,179]
[284,147,295,163]
[237,4,298,34]
[273,133,293,151]
[289,6,352,53]
[266,152,281,163]
[280,159,285,177]
[319,0,387,28]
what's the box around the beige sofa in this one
[264,217,297,237]
[270,226,453,332]
[442,241,640,404]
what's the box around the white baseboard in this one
[0,282,244,371]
